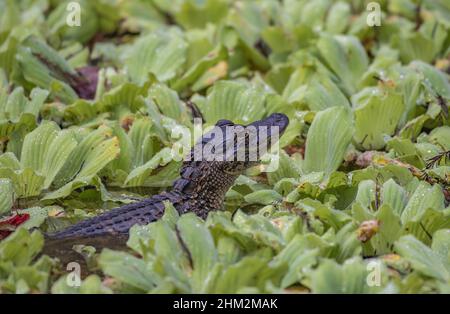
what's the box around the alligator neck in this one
[171,161,238,217]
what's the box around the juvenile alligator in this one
[47,113,289,239]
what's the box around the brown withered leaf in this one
[357,220,380,243]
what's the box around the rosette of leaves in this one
[0,122,120,203]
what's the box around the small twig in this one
[436,94,449,119]
[425,150,450,169]
[186,100,205,123]
[419,222,433,240]
[175,225,193,269]
[414,1,423,31]
[374,174,382,211]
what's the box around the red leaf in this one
[0,213,30,240]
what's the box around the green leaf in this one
[244,189,282,205]
[147,83,191,126]
[52,274,113,294]
[0,87,48,138]
[174,0,228,29]
[53,126,114,187]
[266,150,302,185]
[199,80,267,124]
[73,151,116,190]
[0,229,44,266]
[211,256,269,293]
[176,213,218,293]
[353,87,405,150]
[282,67,350,111]
[0,87,48,122]
[401,182,445,224]
[309,257,380,293]
[172,45,228,92]
[0,179,14,216]
[395,234,450,282]
[233,211,285,250]
[98,249,157,292]
[381,179,407,215]
[304,106,353,175]
[306,199,352,232]
[149,220,191,291]
[124,147,173,187]
[22,126,73,190]
[325,2,351,34]
[402,207,450,245]
[123,31,187,84]
[272,235,319,288]
[355,179,376,210]
[0,153,21,170]
[425,126,450,151]
[207,211,257,251]
[98,82,147,115]
[371,204,402,255]
[0,254,53,293]
[0,167,45,198]
[408,61,450,99]
[22,122,77,189]
[127,117,157,167]
[18,207,53,229]
[317,34,368,95]
[44,134,120,200]
[47,0,113,44]
[392,32,437,64]
[15,36,78,103]
[431,229,450,264]
[432,229,450,264]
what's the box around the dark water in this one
[42,234,130,277]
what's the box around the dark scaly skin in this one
[46,113,289,239]
[47,192,181,238]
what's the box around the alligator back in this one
[47,192,182,239]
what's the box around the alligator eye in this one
[272,113,286,122]
[215,119,234,127]
[274,113,289,126]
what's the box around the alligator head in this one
[173,113,289,217]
